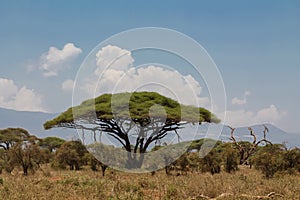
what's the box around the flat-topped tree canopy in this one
[44,92,219,168]
[44,91,219,130]
[0,128,38,150]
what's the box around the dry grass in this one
[0,165,299,200]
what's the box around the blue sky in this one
[0,1,299,133]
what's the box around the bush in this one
[252,144,285,179]
[200,148,221,175]
[282,148,300,172]
[223,145,239,173]
[53,140,88,170]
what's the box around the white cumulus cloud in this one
[62,79,75,92]
[81,66,209,107]
[256,104,286,123]
[78,45,209,108]
[95,45,134,74]
[39,43,82,77]
[232,90,251,105]
[0,78,46,112]
[232,97,247,105]
[0,78,18,101]
[221,104,286,127]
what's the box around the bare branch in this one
[263,124,269,139]
[191,192,284,200]
[228,126,242,151]
[248,127,257,145]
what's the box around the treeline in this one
[160,139,300,179]
[0,128,299,179]
[0,128,98,175]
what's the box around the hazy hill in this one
[0,108,299,148]
[0,108,77,140]
[187,123,300,148]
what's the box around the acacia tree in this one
[0,128,43,175]
[252,144,285,179]
[54,141,88,170]
[44,92,219,169]
[0,128,34,150]
[39,137,65,152]
[9,142,44,175]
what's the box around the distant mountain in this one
[0,108,299,148]
[224,123,300,148]
[182,123,300,148]
[0,108,77,140]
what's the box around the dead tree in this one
[228,125,272,165]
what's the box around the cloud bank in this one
[72,44,286,128]
[0,78,46,112]
[78,45,209,108]
[222,104,286,127]
[39,43,82,77]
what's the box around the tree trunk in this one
[100,164,107,176]
[126,152,145,169]
[165,166,171,175]
[23,164,28,175]
[239,149,245,165]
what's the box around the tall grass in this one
[0,165,299,199]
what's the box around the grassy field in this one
[0,165,299,200]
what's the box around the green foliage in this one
[44,92,220,169]
[53,141,88,170]
[234,141,254,164]
[252,144,285,179]
[282,148,300,173]
[8,142,45,175]
[0,127,46,175]
[44,91,220,129]
[188,138,222,152]
[39,137,65,152]
[164,153,192,175]
[0,128,36,150]
[0,149,10,173]
[144,142,190,174]
[84,152,109,176]
[200,148,221,175]
[222,144,239,173]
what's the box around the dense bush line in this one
[0,128,299,178]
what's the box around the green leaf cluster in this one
[44,92,220,129]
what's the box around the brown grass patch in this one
[0,166,299,199]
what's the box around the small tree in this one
[0,128,41,175]
[8,142,44,175]
[200,148,221,175]
[222,144,239,173]
[282,148,300,173]
[54,141,88,170]
[0,128,35,150]
[252,144,285,179]
[39,137,65,152]
[87,142,127,176]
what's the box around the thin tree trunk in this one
[100,164,107,176]
[23,164,28,175]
